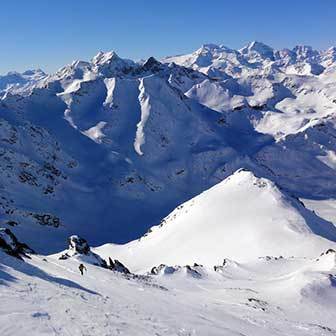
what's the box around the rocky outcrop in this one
[59,235,107,268]
[59,235,134,274]
[150,263,203,278]
[107,257,130,274]
[0,228,34,259]
[67,235,90,254]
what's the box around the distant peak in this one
[241,41,273,53]
[92,50,121,65]
[22,69,46,76]
[201,43,221,50]
[230,168,258,180]
[293,45,313,52]
[326,46,336,52]
[197,43,234,54]
[143,56,160,66]
[239,41,274,60]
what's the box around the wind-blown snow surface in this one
[1,248,336,336]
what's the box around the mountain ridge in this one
[0,42,336,254]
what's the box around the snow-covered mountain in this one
[1,42,336,253]
[96,170,336,272]
[0,42,336,252]
[0,69,47,98]
[1,41,336,335]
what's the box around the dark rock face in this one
[59,235,107,268]
[68,235,90,254]
[321,248,336,256]
[108,257,130,274]
[214,258,230,272]
[32,214,61,227]
[316,248,336,261]
[0,228,34,259]
[150,263,202,277]
[59,236,132,274]
[141,57,163,73]
[151,264,176,275]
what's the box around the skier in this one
[79,263,87,275]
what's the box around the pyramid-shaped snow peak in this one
[96,170,336,271]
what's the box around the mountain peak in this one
[91,50,121,65]
[141,56,162,72]
[200,43,221,51]
[99,169,336,270]
[239,41,274,59]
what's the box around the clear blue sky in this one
[1,0,335,74]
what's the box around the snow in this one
[95,170,336,272]
[1,42,336,252]
[317,150,336,170]
[302,199,336,226]
[83,121,107,144]
[134,78,151,155]
[1,246,336,335]
[1,42,336,334]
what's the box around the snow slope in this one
[95,170,336,272]
[1,247,336,336]
[302,199,336,227]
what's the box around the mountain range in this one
[1,41,336,335]
[1,41,336,253]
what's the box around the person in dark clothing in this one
[79,263,87,275]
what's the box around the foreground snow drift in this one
[1,248,336,336]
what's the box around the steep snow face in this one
[96,170,336,272]
[83,121,107,144]
[134,78,151,155]
[185,79,238,112]
[91,51,135,77]
[239,41,275,62]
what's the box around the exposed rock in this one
[150,263,202,277]
[214,258,238,272]
[59,235,107,268]
[32,213,61,227]
[108,257,130,274]
[151,264,177,275]
[5,220,18,227]
[68,235,90,254]
[0,228,34,259]
[320,248,336,256]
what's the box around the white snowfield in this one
[1,41,336,335]
[1,247,336,335]
[95,170,336,272]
